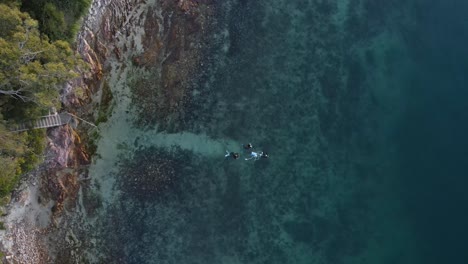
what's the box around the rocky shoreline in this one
[0,0,141,263]
[0,0,218,262]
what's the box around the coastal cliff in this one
[0,0,217,262]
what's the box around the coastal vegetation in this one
[19,0,91,42]
[0,1,90,199]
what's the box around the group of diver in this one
[225,143,269,161]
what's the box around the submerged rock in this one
[130,0,216,131]
[117,146,193,201]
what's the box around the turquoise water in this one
[88,0,468,263]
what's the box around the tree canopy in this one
[0,113,25,196]
[0,3,78,107]
[0,2,86,199]
[19,0,92,41]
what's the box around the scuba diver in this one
[225,150,240,159]
[245,151,269,161]
[243,143,253,150]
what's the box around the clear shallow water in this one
[87,0,468,263]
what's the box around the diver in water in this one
[245,151,269,161]
[225,150,240,159]
[243,143,253,150]
[245,151,260,161]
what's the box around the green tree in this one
[0,3,78,107]
[0,113,26,196]
[18,0,92,42]
[0,3,82,198]
[40,3,67,41]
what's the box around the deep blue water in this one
[90,0,468,263]
[393,1,468,263]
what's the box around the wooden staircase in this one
[10,113,73,132]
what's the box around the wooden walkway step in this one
[10,113,74,132]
